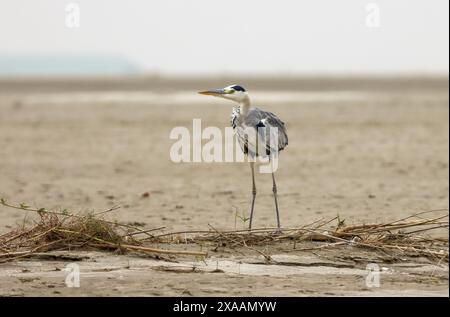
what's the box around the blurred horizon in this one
[0,54,449,78]
[0,73,447,95]
[0,54,140,77]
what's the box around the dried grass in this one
[147,209,449,262]
[0,198,448,263]
[0,199,206,262]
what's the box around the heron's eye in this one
[225,89,235,94]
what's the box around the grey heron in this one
[199,84,288,230]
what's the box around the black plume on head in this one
[231,85,246,92]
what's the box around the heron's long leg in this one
[271,171,281,230]
[248,162,256,230]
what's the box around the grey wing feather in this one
[235,107,288,156]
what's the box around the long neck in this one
[238,94,251,115]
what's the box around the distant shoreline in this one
[0,75,448,93]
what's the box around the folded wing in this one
[235,107,288,158]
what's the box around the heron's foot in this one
[270,228,283,236]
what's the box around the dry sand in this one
[0,77,448,296]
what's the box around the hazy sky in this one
[0,0,448,75]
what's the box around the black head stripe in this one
[231,85,246,92]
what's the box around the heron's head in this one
[198,84,248,103]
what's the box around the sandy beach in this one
[0,77,448,296]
